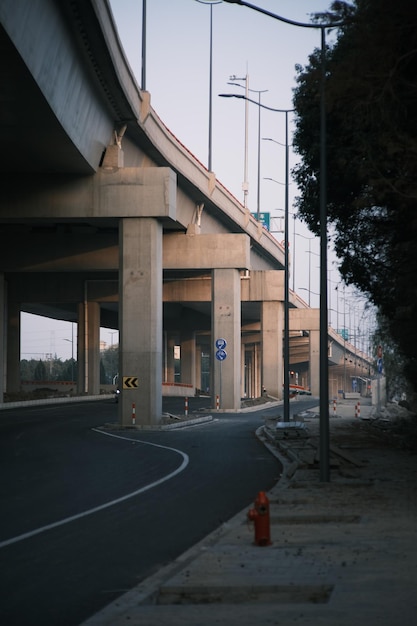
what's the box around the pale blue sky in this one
[109,0,341,305]
[22,1,363,360]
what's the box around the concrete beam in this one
[290,308,320,331]
[241,270,284,302]
[5,274,117,303]
[0,168,177,221]
[0,235,118,273]
[163,233,250,270]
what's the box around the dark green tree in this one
[33,359,47,381]
[100,345,119,384]
[292,0,417,392]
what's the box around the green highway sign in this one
[252,212,270,231]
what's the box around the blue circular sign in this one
[216,348,227,361]
[215,338,227,350]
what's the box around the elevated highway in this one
[0,0,372,424]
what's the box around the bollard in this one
[247,491,272,546]
[357,401,361,419]
[184,396,188,417]
[216,395,220,410]
[355,403,358,418]
[132,403,136,425]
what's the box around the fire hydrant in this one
[247,491,271,546]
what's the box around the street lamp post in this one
[229,81,268,218]
[223,0,347,482]
[295,234,317,306]
[219,92,292,423]
[63,322,75,383]
[196,0,222,171]
[141,0,147,90]
[263,135,297,293]
[227,74,250,207]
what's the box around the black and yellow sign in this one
[122,376,138,389]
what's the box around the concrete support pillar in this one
[6,293,20,394]
[211,268,241,410]
[309,329,320,396]
[240,342,245,398]
[195,343,202,392]
[261,301,284,400]
[77,300,100,395]
[119,218,162,426]
[0,274,5,400]
[255,342,261,397]
[164,333,176,383]
[180,331,196,390]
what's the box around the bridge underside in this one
[0,1,372,425]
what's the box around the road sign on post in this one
[123,376,138,389]
[215,338,227,409]
[251,212,270,231]
[215,338,227,350]
[215,348,227,361]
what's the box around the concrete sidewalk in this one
[82,398,417,626]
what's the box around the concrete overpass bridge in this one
[0,0,372,425]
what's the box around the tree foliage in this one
[292,0,417,392]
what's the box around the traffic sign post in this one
[376,345,383,414]
[251,211,270,231]
[215,348,227,361]
[215,338,227,409]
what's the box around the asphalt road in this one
[0,397,299,626]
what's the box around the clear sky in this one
[108,0,344,304]
[21,0,373,361]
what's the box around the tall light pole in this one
[223,0,347,482]
[141,0,147,89]
[263,135,299,290]
[295,233,317,306]
[63,322,75,383]
[220,92,292,423]
[229,82,268,217]
[196,1,222,171]
[228,74,250,206]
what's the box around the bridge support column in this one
[77,300,100,395]
[0,274,5,400]
[163,333,176,383]
[180,331,196,391]
[211,269,241,410]
[309,329,320,396]
[261,301,284,400]
[6,291,20,394]
[119,217,162,426]
[195,343,203,393]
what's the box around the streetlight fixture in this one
[263,137,297,290]
[295,233,317,306]
[141,0,147,90]
[62,322,75,383]
[195,0,222,171]
[222,0,347,482]
[226,74,250,207]
[264,176,297,291]
[219,91,292,423]
[299,287,320,302]
[229,81,268,217]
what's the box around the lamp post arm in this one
[219,93,293,114]
[222,0,345,30]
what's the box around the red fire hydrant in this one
[247,491,272,546]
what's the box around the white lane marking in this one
[0,429,189,549]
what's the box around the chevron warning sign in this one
[122,376,138,389]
